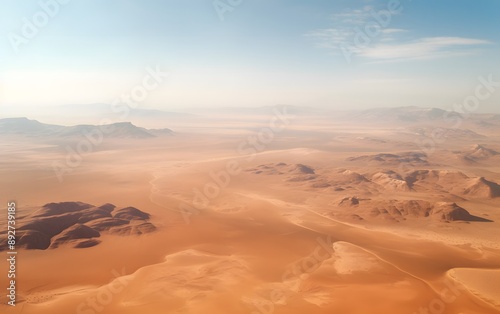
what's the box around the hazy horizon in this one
[2,102,500,118]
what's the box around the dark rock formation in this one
[0,202,156,251]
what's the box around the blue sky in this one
[0,0,499,112]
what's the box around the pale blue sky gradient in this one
[0,0,499,112]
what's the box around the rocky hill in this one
[0,202,156,250]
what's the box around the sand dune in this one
[448,268,500,309]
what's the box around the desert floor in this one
[1,112,500,314]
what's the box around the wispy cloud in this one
[331,5,374,25]
[306,27,407,49]
[306,6,491,63]
[305,7,374,50]
[381,28,406,34]
[360,37,491,62]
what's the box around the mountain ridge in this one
[0,117,173,138]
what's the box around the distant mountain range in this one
[350,107,454,122]
[0,104,195,128]
[49,103,194,120]
[325,106,500,128]
[0,117,173,139]
[192,105,500,124]
[1,107,499,138]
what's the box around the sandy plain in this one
[0,107,499,314]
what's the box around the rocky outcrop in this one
[50,224,101,248]
[464,144,499,161]
[0,202,156,251]
[339,197,360,207]
[246,163,317,182]
[431,202,492,222]
[113,207,151,220]
[339,198,492,223]
[347,152,429,166]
